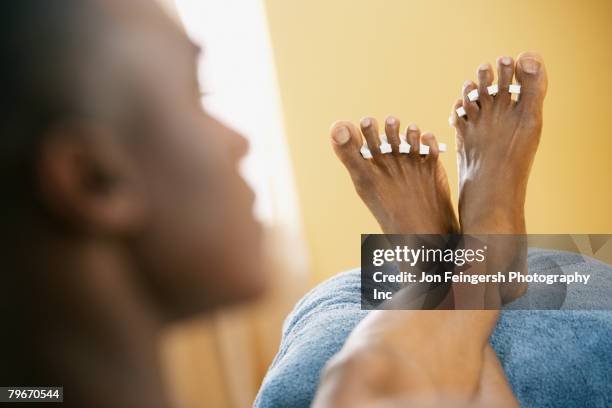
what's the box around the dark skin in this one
[4,0,532,407]
[7,1,264,406]
[315,52,548,407]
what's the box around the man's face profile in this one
[3,0,268,319]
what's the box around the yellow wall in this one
[265,0,612,282]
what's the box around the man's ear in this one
[36,121,146,235]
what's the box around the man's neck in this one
[25,235,171,408]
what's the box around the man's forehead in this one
[98,0,195,50]
[76,0,201,109]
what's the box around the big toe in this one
[330,121,369,177]
[515,52,548,108]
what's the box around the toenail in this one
[501,56,512,66]
[361,118,371,128]
[386,117,396,126]
[478,63,490,72]
[520,57,540,74]
[408,123,418,131]
[332,127,350,145]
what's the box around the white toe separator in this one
[379,134,392,154]
[467,89,479,102]
[360,143,373,159]
[456,106,467,117]
[399,135,411,154]
[487,84,499,95]
[361,136,447,158]
[509,84,521,94]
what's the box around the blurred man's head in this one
[0,0,266,319]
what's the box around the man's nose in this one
[231,130,249,160]
[208,115,250,160]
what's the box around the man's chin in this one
[223,270,270,307]
[215,282,268,309]
[166,278,269,322]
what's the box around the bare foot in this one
[450,52,548,303]
[330,116,458,234]
[450,52,548,234]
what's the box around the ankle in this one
[460,202,526,234]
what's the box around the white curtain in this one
[159,1,309,406]
[175,0,304,242]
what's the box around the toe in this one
[405,123,421,158]
[384,116,401,154]
[421,132,440,161]
[330,121,369,172]
[360,117,382,156]
[462,80,480,119]
[477,63,494,108]
[514,51,548,110]
[496,56,515,107]
[450,98,467,134]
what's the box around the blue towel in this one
[254,249,612,407]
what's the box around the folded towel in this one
[254,249,612,408]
